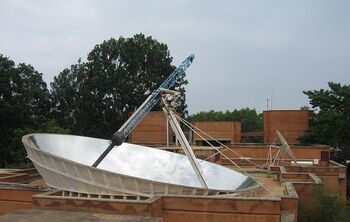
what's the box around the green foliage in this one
[11,120,70,168]
[14,120,70,135]
[0,55,51,129]
[187,108,263,142]
[300,82,350,160]
[0,54,68,167]
[51,33,188,138]
[300,105,310,110]
[187,108,263,132]
[299,186,350,222]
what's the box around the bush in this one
[298,186,350,222]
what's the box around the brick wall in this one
[129,111,174,145]
[264,110,313,144]
[192,121,241,144]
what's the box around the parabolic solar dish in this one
[22,133,260,197]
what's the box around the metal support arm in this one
[161,91,208,189]
[92,54,195,168]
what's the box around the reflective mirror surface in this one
[28,134,257,190]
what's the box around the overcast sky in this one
[1,0,349,114]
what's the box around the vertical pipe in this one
[166,115,169,148]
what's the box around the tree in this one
[298,186,349,222]
[0,54,60,167]
[300,82,350,160]
[51,33,188,139]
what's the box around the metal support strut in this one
[161,89,208,189]
[92,54,195,168]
